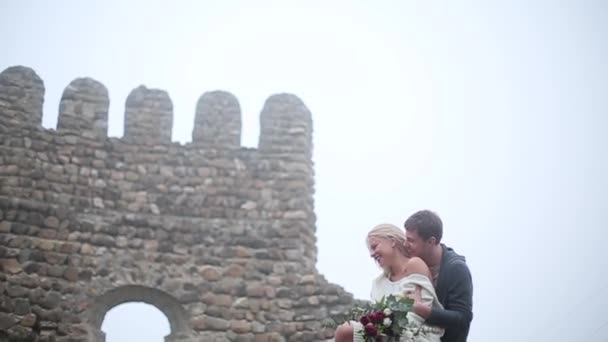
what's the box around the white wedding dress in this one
[351,273,444,342]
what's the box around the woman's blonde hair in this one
[366,223,410,276]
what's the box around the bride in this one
[334,223,444,342]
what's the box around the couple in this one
[334,210,473,342]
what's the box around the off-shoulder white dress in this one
[351,273,444,342]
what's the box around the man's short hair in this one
[404,210,443,243]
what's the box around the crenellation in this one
[0,66,44,127]
[193,91,241,149]
[259,93,313,159]
[58,78,109,139]
[0,65,353,342]
[0,66,316,161]
[124,85,173,145]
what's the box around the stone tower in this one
[0,66,358,341]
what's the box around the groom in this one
[403,210,473,342]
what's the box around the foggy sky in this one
[2,1,607,341]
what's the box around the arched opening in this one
[89,285,192,342]
[101,302,171,342]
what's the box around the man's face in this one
[404,229,433,261]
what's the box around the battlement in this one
[0,65,313,155]
[0,64,318,267]
[0,65,356,342]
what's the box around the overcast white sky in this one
[2,1,608,341]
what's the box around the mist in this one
[1,1,607,341]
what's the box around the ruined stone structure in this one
[0,65,359,341]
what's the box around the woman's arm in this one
[403,257,435,319]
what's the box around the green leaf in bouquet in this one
[397,316,409,328]
[393,299,413,312]
[400,297,415,305]
[390,323,402,338]
[385,295,398,307]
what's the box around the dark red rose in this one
[360,314,370,326]
[370,312,385,324]
[364,323,377,336]
[366,313,375,324]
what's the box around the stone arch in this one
[89,285,192,342]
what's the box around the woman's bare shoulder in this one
[405,257,431,278]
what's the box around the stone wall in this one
[0,66,358,342]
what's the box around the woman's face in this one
[368,236,396,267]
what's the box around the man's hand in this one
[404,285,432,319]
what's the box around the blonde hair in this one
[366,223,410,276]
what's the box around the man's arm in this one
[425,261,473,329]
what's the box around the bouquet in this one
[322,294,427,342]
[350,294,414,342]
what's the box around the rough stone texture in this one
[193,91,242,149]
[259,94,313,161]
[58,78,109,139]
[0,65,357,342]
[124,85,173,145]
[0,66,44,126]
